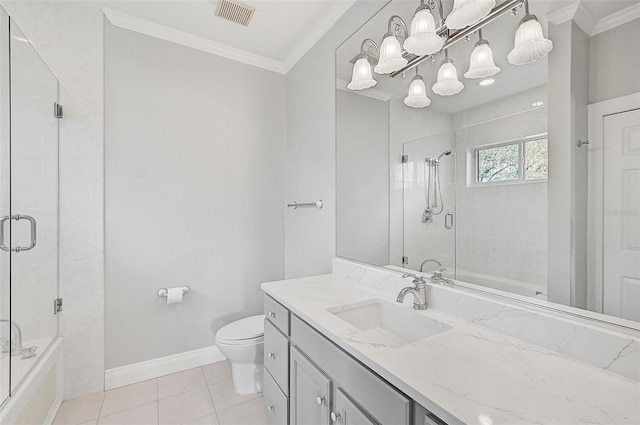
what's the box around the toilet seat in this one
[215,314,264,345]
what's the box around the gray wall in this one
[589,18,640,104]
[285,0,387,278]
[336,90,389,265]
[547,21,589,307]
[105,24,286,368]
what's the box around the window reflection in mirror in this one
[336,0,640,326]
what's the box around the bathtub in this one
[385,265,547,299]
[0,337,63,425]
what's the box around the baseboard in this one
[105,346,226,390]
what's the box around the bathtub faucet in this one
[0,319,37,359]
[419,259,441,273]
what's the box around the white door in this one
[603,108,640,321]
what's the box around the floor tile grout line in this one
[203,367,222,424]
[215,394,263,415]
[156,378,160,425]
[95,391,106,424]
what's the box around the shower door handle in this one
[445,213,453,229]
[0,214,37,252]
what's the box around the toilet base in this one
[230,362,263,394]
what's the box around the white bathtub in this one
[0,337,63,425]
[385,265,547,299]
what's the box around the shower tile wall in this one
[453,86,548,293]
[0,1,105,398]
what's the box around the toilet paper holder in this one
[157,285,191,297]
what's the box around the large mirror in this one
[336,0,640,325]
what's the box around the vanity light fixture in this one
[432,50,464,96]
[404,67,432,108]
[345,0,552,107]
[478,78,496,86]
[347,39,379,91]
[508,0,553,65]
[445,0,496,30]
[532,101,544,107]
[374,16,409,74]
[464,29,501,79]
[403,0,445,56]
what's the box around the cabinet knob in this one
[268,352,275,359]
[268,311,276,318]
[330,411,341,422]
[316,396,325,405]
[267,405,274,413]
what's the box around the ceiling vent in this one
[214,0,256,27]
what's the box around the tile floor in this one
[53,361,267,425]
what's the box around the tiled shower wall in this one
[0,1,105,398]
[453,86,548,294]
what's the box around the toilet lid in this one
[216,314,264,342]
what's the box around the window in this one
[474,135,548,184]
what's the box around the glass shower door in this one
[0,7,10,407]
[6,18,59,393]
[402,132,456,276]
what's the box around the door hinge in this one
[54,102,63,119]
[401,155,408,163]
[54,298,63,314]
[402,256,408,265]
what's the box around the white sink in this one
[328,299,451,348]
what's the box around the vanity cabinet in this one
[263,294,448,425]
[290,347,331,424]
[263,296,291,425]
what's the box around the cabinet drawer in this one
[264,319,289,395]
[291,315,411,425]
[264,295,290,336]
[264,369,289,425]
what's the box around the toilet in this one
[215,314,265,395]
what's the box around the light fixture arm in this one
[426,0,445,27]
[360,38,379,61]
[386,15,409,43]
[390,0,524,77]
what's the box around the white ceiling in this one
[98,0,357,73]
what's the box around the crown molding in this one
[336,79,392,102]
[546,1,639,37]
[591,2,640,36]
[102,7,286,74]
[282,0,357,73]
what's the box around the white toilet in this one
[215,315,265,395]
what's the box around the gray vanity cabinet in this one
[333,388,378,425]
[263,296,291,425]
[263,294,449,425]
[290,347,331,425]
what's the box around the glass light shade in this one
[445,0,496,30]
[432,59,464,96]
[508,16,553,65]
[374,34,408,74]
[404,75,431,108]
[464,40,501,79]
[347,56,377,91]
[403,8,444,56]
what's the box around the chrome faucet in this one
[419,259,441,273]
[0,319,37,359]
[397,273,428,310]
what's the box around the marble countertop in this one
[262,275,640,425]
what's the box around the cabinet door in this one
[290,347,330,425]
[332,388,378,425]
